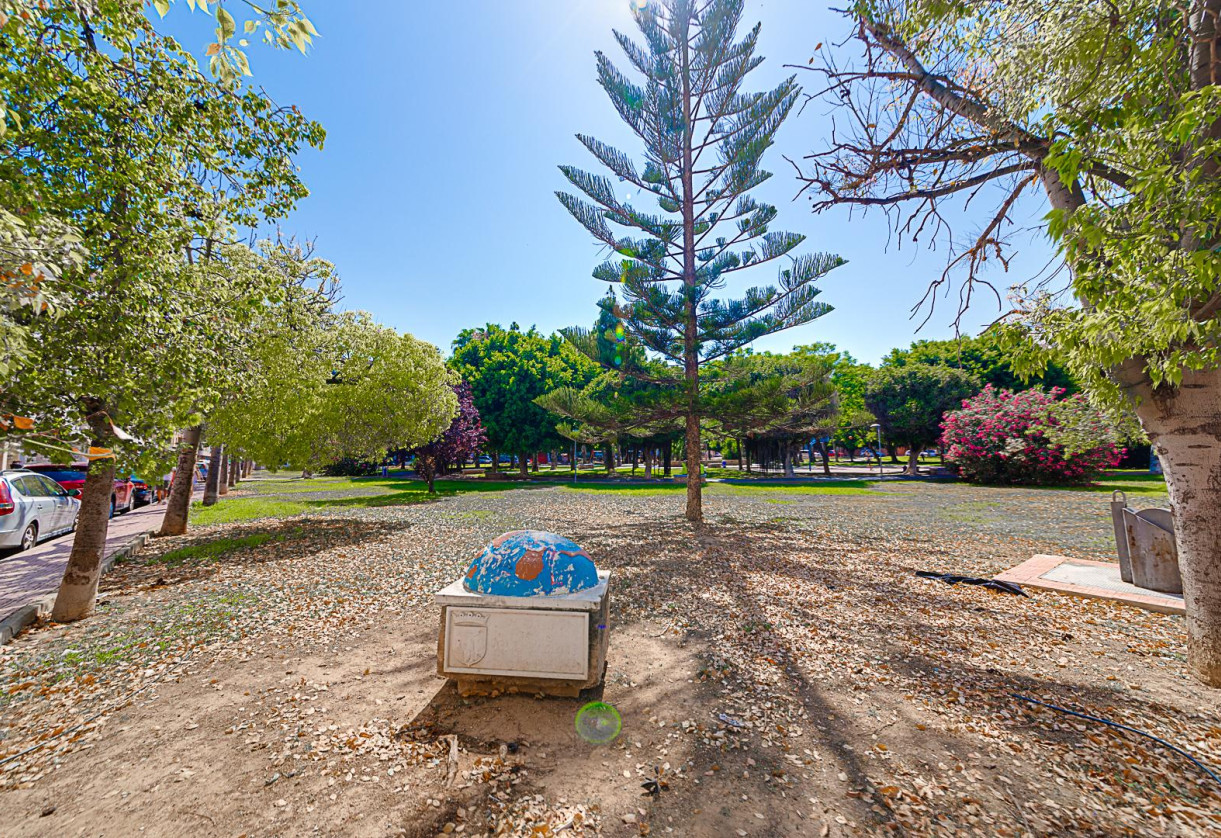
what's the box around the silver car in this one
[0,469,81,552]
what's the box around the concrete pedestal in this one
[435,571,610,698]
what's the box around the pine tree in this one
[557,0,843,521]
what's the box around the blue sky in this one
[170,1,1054,364]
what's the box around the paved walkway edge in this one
[997,554,1186,616]
[0,529,155,645]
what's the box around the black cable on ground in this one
[1011,693,1221,790]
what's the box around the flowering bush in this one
[941,386,1123,485]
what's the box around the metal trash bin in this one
[1110,491,1181,594]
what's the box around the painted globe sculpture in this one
[464,530,598,597]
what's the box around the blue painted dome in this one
[464,530,599,597]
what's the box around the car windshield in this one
[28,468,86,482]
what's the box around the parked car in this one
[0,469,81,552]
[25,463,135,518]
[129,475,152,508]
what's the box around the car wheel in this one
[19,523,37,552]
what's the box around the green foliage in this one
[450,324,597,460]
[796,344,875,452]
[882,334,1076,394]
[558,0,843,516]
[210,312,458,473]
[0,1,318,93]
[835,0,1221,402]
[706,348,837,445]
[542,297,684,448]
[0,2,324,469]
[558,0,842,365]
[863,363,980,451]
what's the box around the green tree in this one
[211,313,457,475]
[863,365,979,475]
[707,348,837,475]
[0,3,325,620]
[882,335,1076,394]
[557,0,843,521]
[792,345,874,459]
[799,0,1221,684]
[450,324,596,476]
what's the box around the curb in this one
[0,529,156,646]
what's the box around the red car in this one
[26,463,134,518]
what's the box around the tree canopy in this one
[864,364,980,474]
[882,335,1076,394]
[211,311,457,474]
[450,324,596,474]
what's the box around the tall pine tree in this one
[557,0,843,521]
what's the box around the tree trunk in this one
[605,444,614,475]
[519,453,528,478]
[815,440,832,476]
[783,444,795,477]
[228,455,238,487]
[906,446,920,476]
[158,425,203,537]
[1127,365,1221,685]
[679,24,702,523]
[489,450,498,474]
[202,445,223,506]
[51,447,115,622]
[419,453,437,494]
[663,441,672,477]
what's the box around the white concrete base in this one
[435,571,611,697]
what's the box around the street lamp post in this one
[870,422,882,477]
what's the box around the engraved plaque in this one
[442,607,589,680]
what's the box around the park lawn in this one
[189,496,315,525]
[557,479,883,497]
[191,475,537,524]
[2,479,1215,836]
[1050,470,1169,498]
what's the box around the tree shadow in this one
[538,516,1219,831]
[101,517,413,592]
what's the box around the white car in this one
[0,469,81,552]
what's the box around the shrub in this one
[941,386,1122,485]
[321,458,379,477]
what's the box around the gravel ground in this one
[0,477,1216,837]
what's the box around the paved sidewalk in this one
[996,554,1186,616]
[0,499,178,632]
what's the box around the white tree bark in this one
[1128,365,1221,686]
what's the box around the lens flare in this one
[576,701,622,744]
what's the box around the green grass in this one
[555,479,882,497]
[558,482,687,496]
[192,476,530,523]
[237,476,375,495]
[1044,471,1168,496]
[191,497,313,525]
[711,480,881,497]
[154,532,280,565]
